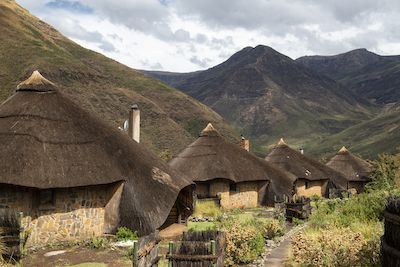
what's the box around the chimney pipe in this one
[299,146,304,154]
[128,104,140,143]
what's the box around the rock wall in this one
[295,179,324,198]
[196,180,258,209]
[0,184,107,245]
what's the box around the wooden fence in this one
[132,230,161,267]
[166,230,226,267]
[274,195,312,220]
[285,197,312,220]
[0,208,24,261]
[381,196,400,267]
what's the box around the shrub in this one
[292,218,304,227]
[192,200,221,218]
[215,218,264,265]
[84,236,108,249]
[116,227,139,242]
[289,226,380,267]
[261,219,284,240]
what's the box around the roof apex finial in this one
[277,138,287,146]
[17,70,58,92]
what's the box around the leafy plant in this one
[215,218,265,265]
[84,237,108,249]
[292,218,304,227]
[116,227,138,242]
[261,219,284,240]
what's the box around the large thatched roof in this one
[168,124,297,200]
[265,139,348,189]
[326,146,372,182]
[0,71,193,235]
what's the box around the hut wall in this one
[348,181,365,194]
[0,183,110,245]
[209,181,258,209]
[296,179,324,198]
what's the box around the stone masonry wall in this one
[296,179,323,198]
[0,184,107,245]
[210,181,258,209]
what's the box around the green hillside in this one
[306,110,400,160]
[0,0,240,157]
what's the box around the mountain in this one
[172,45,374,154]
[0,0,240,157]
[138,70,200,88]
[297,49,400,105]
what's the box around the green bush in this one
[292,218,304,227]
[84,237,108,249]
[116,227,139,242]
[262,219,284,240]
[215,218,265,265]
[192,200,221,218]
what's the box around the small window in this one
[38,189,56,210]
[305,181,310,189]
[229,183,237,192]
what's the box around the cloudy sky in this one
[16,0,400,72]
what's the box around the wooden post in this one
[132,240,138,267]
[168,241,173,267]
[19,211,23,255]
[211,240,216,266]
[274,195,277,209]
[182,231,187,241]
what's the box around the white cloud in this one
[14,0,400,72]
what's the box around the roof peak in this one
[277,138,287,146]
[200,123,220,137]
[339,146,348,153]
[17,70,58,92]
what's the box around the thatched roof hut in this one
[168,124,297,206]
[265,139,348,192]
[0,71,194,236]
[326,147,372,181]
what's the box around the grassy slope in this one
[0,0,240,157]
[306,110,400,160]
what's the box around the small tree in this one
[367,148,400,193]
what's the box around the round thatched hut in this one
[0,71,195,244]
[168,123,297,208]
[326,146,372,193]
[265,139,348,198]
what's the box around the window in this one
[229,183,237,192]
[305,181,310,189]
[37,189,56,210]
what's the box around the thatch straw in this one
[265,139,348,189]
[326,147,372,182]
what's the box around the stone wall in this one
[296,179,324,198]
[0,184,108,245]
[349,181,365,193]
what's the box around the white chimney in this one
[128,104,140,143]
[299,146,304,154]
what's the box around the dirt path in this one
[263,238,291,266]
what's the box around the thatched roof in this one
[168,124,297,201]
[326,146,372,182]
[265,138,348,189]
[0,71,194,235]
